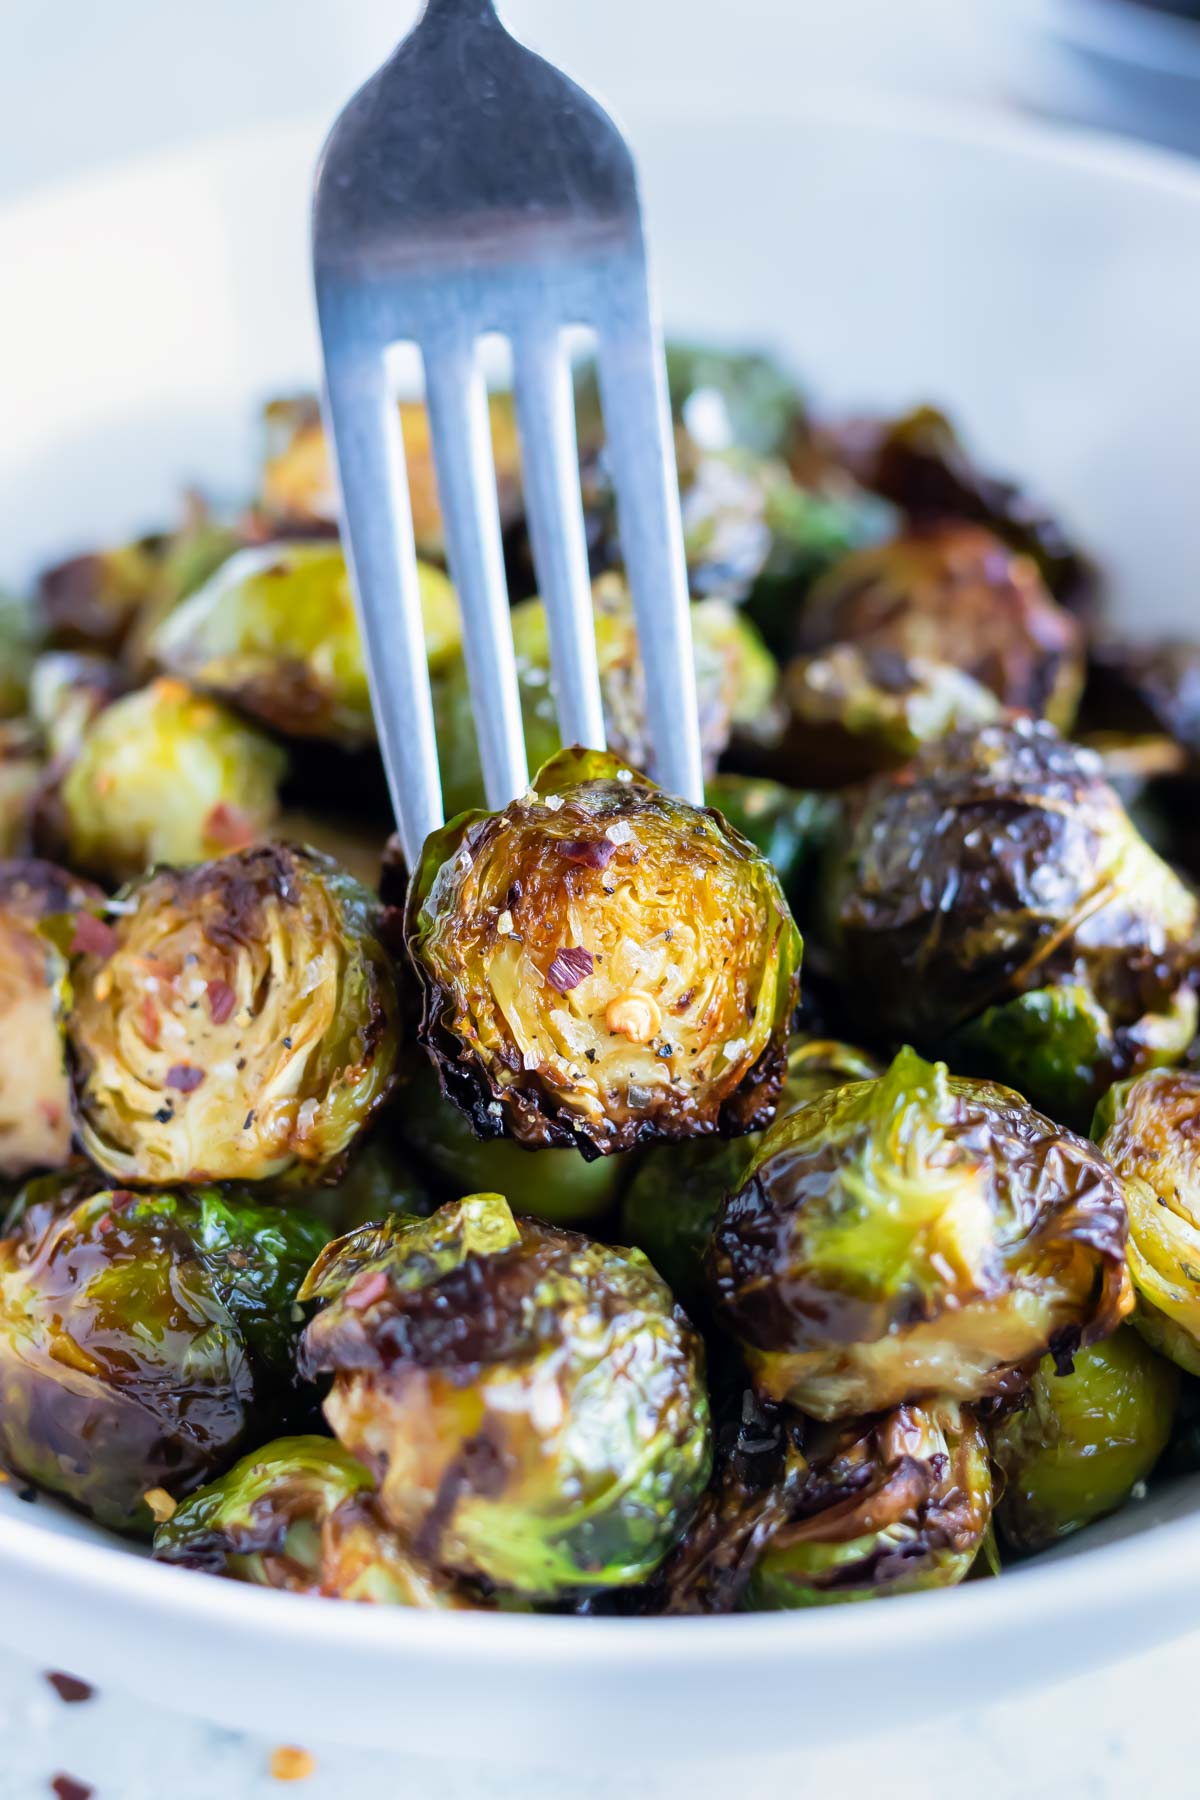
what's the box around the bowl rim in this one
[1001,0,1200,81]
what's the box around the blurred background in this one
[5,0,1200,208]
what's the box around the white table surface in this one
[1,4,1197,1795]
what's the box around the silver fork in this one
[312,0,703,868]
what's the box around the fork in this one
[312,0,703,868]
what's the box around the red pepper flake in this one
[95,1214,115,1236]
[345,1270,389,1311]
[206,979,237,1024]
[165,1064,205,1093]
[51,1778,94,1800]
[558,837,615,870]
[69,912,118,958]
[139,994,161,1047]
[546,946,595,993]
[204,801,255,851]
[45,1672,94,1704]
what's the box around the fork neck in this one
[417,0,502,27]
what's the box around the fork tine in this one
[320,340,445,868]
[596,289,705,804]
[422,336,530,810]
[511,327,606,753]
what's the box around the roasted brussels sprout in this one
[664,342,807,460]
[36,539,164,657]
[0,861,101,1178]
[778,642,1003,786]
[432,577,778,819]
[1096,1068,1200,1376]
[292,1137,435,1237]
[150,541,460,749]
[394,1053,626,1226]
[748,1401,993,1608]
[66,845,401,1186]
[621,1039,879,1310]
[154,1435,462,1604]
[797,523,1085,731]
[825,720,1200,1125]
[989,1328,1177,1554]
[0,720,42,857]
[709,1046,1130,1420]
[49,676,286,883]
[259,392,524,559]
[1085,639,1200,766]
[0,593,37,719]
[703,775,838,920]
[299,1193,711,1598]
[27,651,129,764]
[408,746,802,1157]
[0,1186,326,1530]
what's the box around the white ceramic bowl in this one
[3,93,1200,1762]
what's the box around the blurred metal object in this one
[313,0,702,866]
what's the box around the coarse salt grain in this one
[487,1101,503,1117]
[605,820,633,846]
[616,767,633,782]
[522,1048,541,1070]
[544,794,564,811]
[497,910,514,936]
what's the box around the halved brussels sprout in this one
[149,541,460,748]
[1096,1068,1200,1376]
[779,642,1003,786]
[621,1039,879,1310]
[394,1053,626,1226]
[407,747,802,1158]
[748,1401,993,1609]
[0,720,42,857]
[28,651,129,764]
[825,720,1200,1125]
[709,1046,1130,1420]
[797,523,1085,731]
[0,861,101,1178]
[298,1193,712,1598]
[989,1327,1178,1555]
[432,577,778,819]
[52,676,287,883]
[259,393,524,560]
[66,845,401,1186]
[0,1186,326,1531]
[153,1434,462,1605]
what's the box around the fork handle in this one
[417,0,501,27]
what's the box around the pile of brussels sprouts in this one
[2,347,1200,1616]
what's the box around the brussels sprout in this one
[1096,1068,1200,1377]
[259,392,524,558]
[621,1039,879,1309]
[664,342,808,460]
[0,1186,325,1531]
[407,746,802,1157]
[149,541,460,749]
[154,1434,463,1604]
[0,862,101,1179]
[432,577,778,819]
[1086,640,1200,765]
[51,676,286,883]
[394,1053,626,1226]
[703,775,839,919]
[840,404,1097,612]
[709,1046,1130,1420]
[36,539,165,656]
[742,477,898,661]
[298,1193,712,1598]
[28,652,129,764]
[0,593,37,719]
[746,1401,993,1609]
[274,810,391,895]
[779,642,1003,786]
[797,523,1085,731]
[0,720,42,857]
[825,720,1200,1125]
[989,1328,1178,1554]
[66,844,402,1186]
[292,1136,436,1237]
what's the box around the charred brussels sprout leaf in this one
[394,1053,626,1227]
[748,1401,993,1609]
[407,747,802,1158]
[154,1434,463,1605]
[67,845,401,1186]
[53,676,286,883]
[989,1328,1177,1554]
[621,1039,879,1311]
[299,1193,712,1598]
[797,523,1085,731]
[709,1047,1130,1420]
[1097,1068,1200,1376]
[150,541,460,748]
[0,1185,322,1530]
[825,721,1200,1125]
[433,577,778,819]
[37,539,165,657]
[0,861,102,1179]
